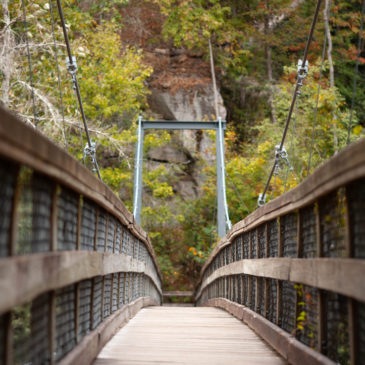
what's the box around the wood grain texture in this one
[196,258,365,303]
[204,298,336,365]
[0,251,161,313]
[94,306,287,365]
[59,297,159,365]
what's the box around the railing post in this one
[264,223,269,317]
[255,229,260,312]
[345,187,356,365]
[5,312,12,365]
[315,201,325,353]
[276,217,283,326]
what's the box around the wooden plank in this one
[204,298,335,365]
[0,252,162,314]
[162,291,193,297]
[196,258,365,303]
[95,306,287,365]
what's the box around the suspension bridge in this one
[1,0,365,364]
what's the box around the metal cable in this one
[347,0,365,145]
[259,0,322,205]
[21,0,38,125]
[307,33,327,176]
[49,0,68,150]
[283,99,298,192]
[55,0,102,180]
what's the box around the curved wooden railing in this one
[0,106,162,364]
[196,137,365,365]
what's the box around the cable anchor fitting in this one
[297,59,309,95]
[83,140,97,172]
[66,56,78,88]
[258,193,266,207]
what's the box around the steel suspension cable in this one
[21,0,38,125]
[347,0,365,145]
[55,0,102,180]
[307,33,327,176]
[259,0,322,206]
[49,0,68,150]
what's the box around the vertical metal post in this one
[133,116,144,225]
[216,117,231,237]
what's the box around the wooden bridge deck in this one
[94,306,286,365]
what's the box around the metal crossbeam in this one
[133,118,231,238]
[141,120,226,130]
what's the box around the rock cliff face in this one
[120,0,227,201]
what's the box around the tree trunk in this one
[0,0,14,107]
[324,0,338,153]
[265,0,277,124]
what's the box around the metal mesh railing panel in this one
[30,293,50,364]
[124,273,130,303]
[348,179,365,258]
[296,285,318,350]
[55,284,76,362]
[96,210,106,252]
[115,223,122,254]
[268,219,279,257]
[92,276,103,329]
[236,236,242,260]
[134,239,139,260]
[282,213,297,258]
[81,199,96,251]
[119,273,125,306]
[103,275,112,319]
[0,158,17,257]
[258,226,266,258]
[121,227,128,255]
[301,205,317,258]
[112,274,119,312]
[266,279,277,323]
[232,241,236,262]
[243,233,249,259]
[78,279,92,339]
[31,174,53,254]
[250,277,256,310]
[57,188,78,251]
[243,275,248,306]
[237,275,242,304]
[320,190,347,258]
[258,278,265,316]
[323,291,349,364]
[356,300,365,363]
[106,216,115,253]
[251,230,257,258]
[17,169,34,255]
[13,303,31,364]
[280,281,296,334]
